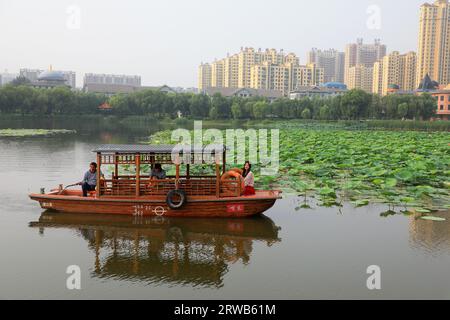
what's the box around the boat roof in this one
[92,144,228,154]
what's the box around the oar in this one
[58,183,80,195]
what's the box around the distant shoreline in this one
[0,114,449,132]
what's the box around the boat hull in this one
[29,191,281,218]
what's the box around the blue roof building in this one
[320,82,347,90]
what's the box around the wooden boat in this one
[29,144,282,217]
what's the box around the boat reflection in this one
[409,211,450,255]
[29,212,281,288]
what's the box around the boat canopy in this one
[92,144,228,155]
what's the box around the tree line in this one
[0,84,438,120]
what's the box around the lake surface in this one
[0,117,449,299]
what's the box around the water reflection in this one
[29,212,281,288]
[409,211,450,255]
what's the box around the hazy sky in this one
[0,0,427,87]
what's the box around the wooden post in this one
[222,150,226,175]
[175,163,180,189]
[96,152,101,198]
[238,176,242,196]
[114,153,119,179]
[186,164,190,180]
[135,153,141,197]
[216,162,220,198]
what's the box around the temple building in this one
[29,68,71,89]
[417,74,440,92]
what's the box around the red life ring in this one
[221,169,245,194]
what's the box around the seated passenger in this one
[78,162,104,197]
[242,161,256,196]
[150,164,167,180]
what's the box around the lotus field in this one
[261,129,450,211]
[149,126,450,212]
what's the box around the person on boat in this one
[78,162,103,197]
[242,161,256,196]
[150,163,166,180]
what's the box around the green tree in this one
[252,101,268,119]
[340,89,372,119]
[231,102,243,119]
[398,102,409,119]
[189,94,210,118]
[417,93,437,120]
[211,93,231,119]
[301,108,312,119]
[318,105,331,120]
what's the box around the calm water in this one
[0,118,449,299]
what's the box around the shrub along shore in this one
[0,84,443,123]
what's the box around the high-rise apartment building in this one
[417,0,450,87]
[372,51,417,95]
[84,73,141,87]
[308,48,345,83]
[250,62,324,95]
[250,62,291,94]
[372,61,384,95]
[236,47,287,88]
[293,64,324,89]
[347,64,374,93]
[61,71,76,89]
[199,47,323,95]
[344,39,386,85]
[223,54,239,88]
[403,52,418,91]
[198,63,212,91]
[211,60,225,88]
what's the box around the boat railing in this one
[114,175,217,180]
[100,177,241,198]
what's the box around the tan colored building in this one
[198,63,212,91]
[199,47,320,95]
[344,38,386,85]
[347,64,373,93]
[403,52,418,91]
[294,63,324,89]
[237,47,288,88]
[211,60,225,88]
[417,0,450,87]
[250,62,291,94]
[250,62,324,95]
[308,48,345,83]
[224,54,239,88]
[372,60,384,95]
[372,51,417,95]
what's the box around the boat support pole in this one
[135,153,141,197]
[96,152,101,198]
